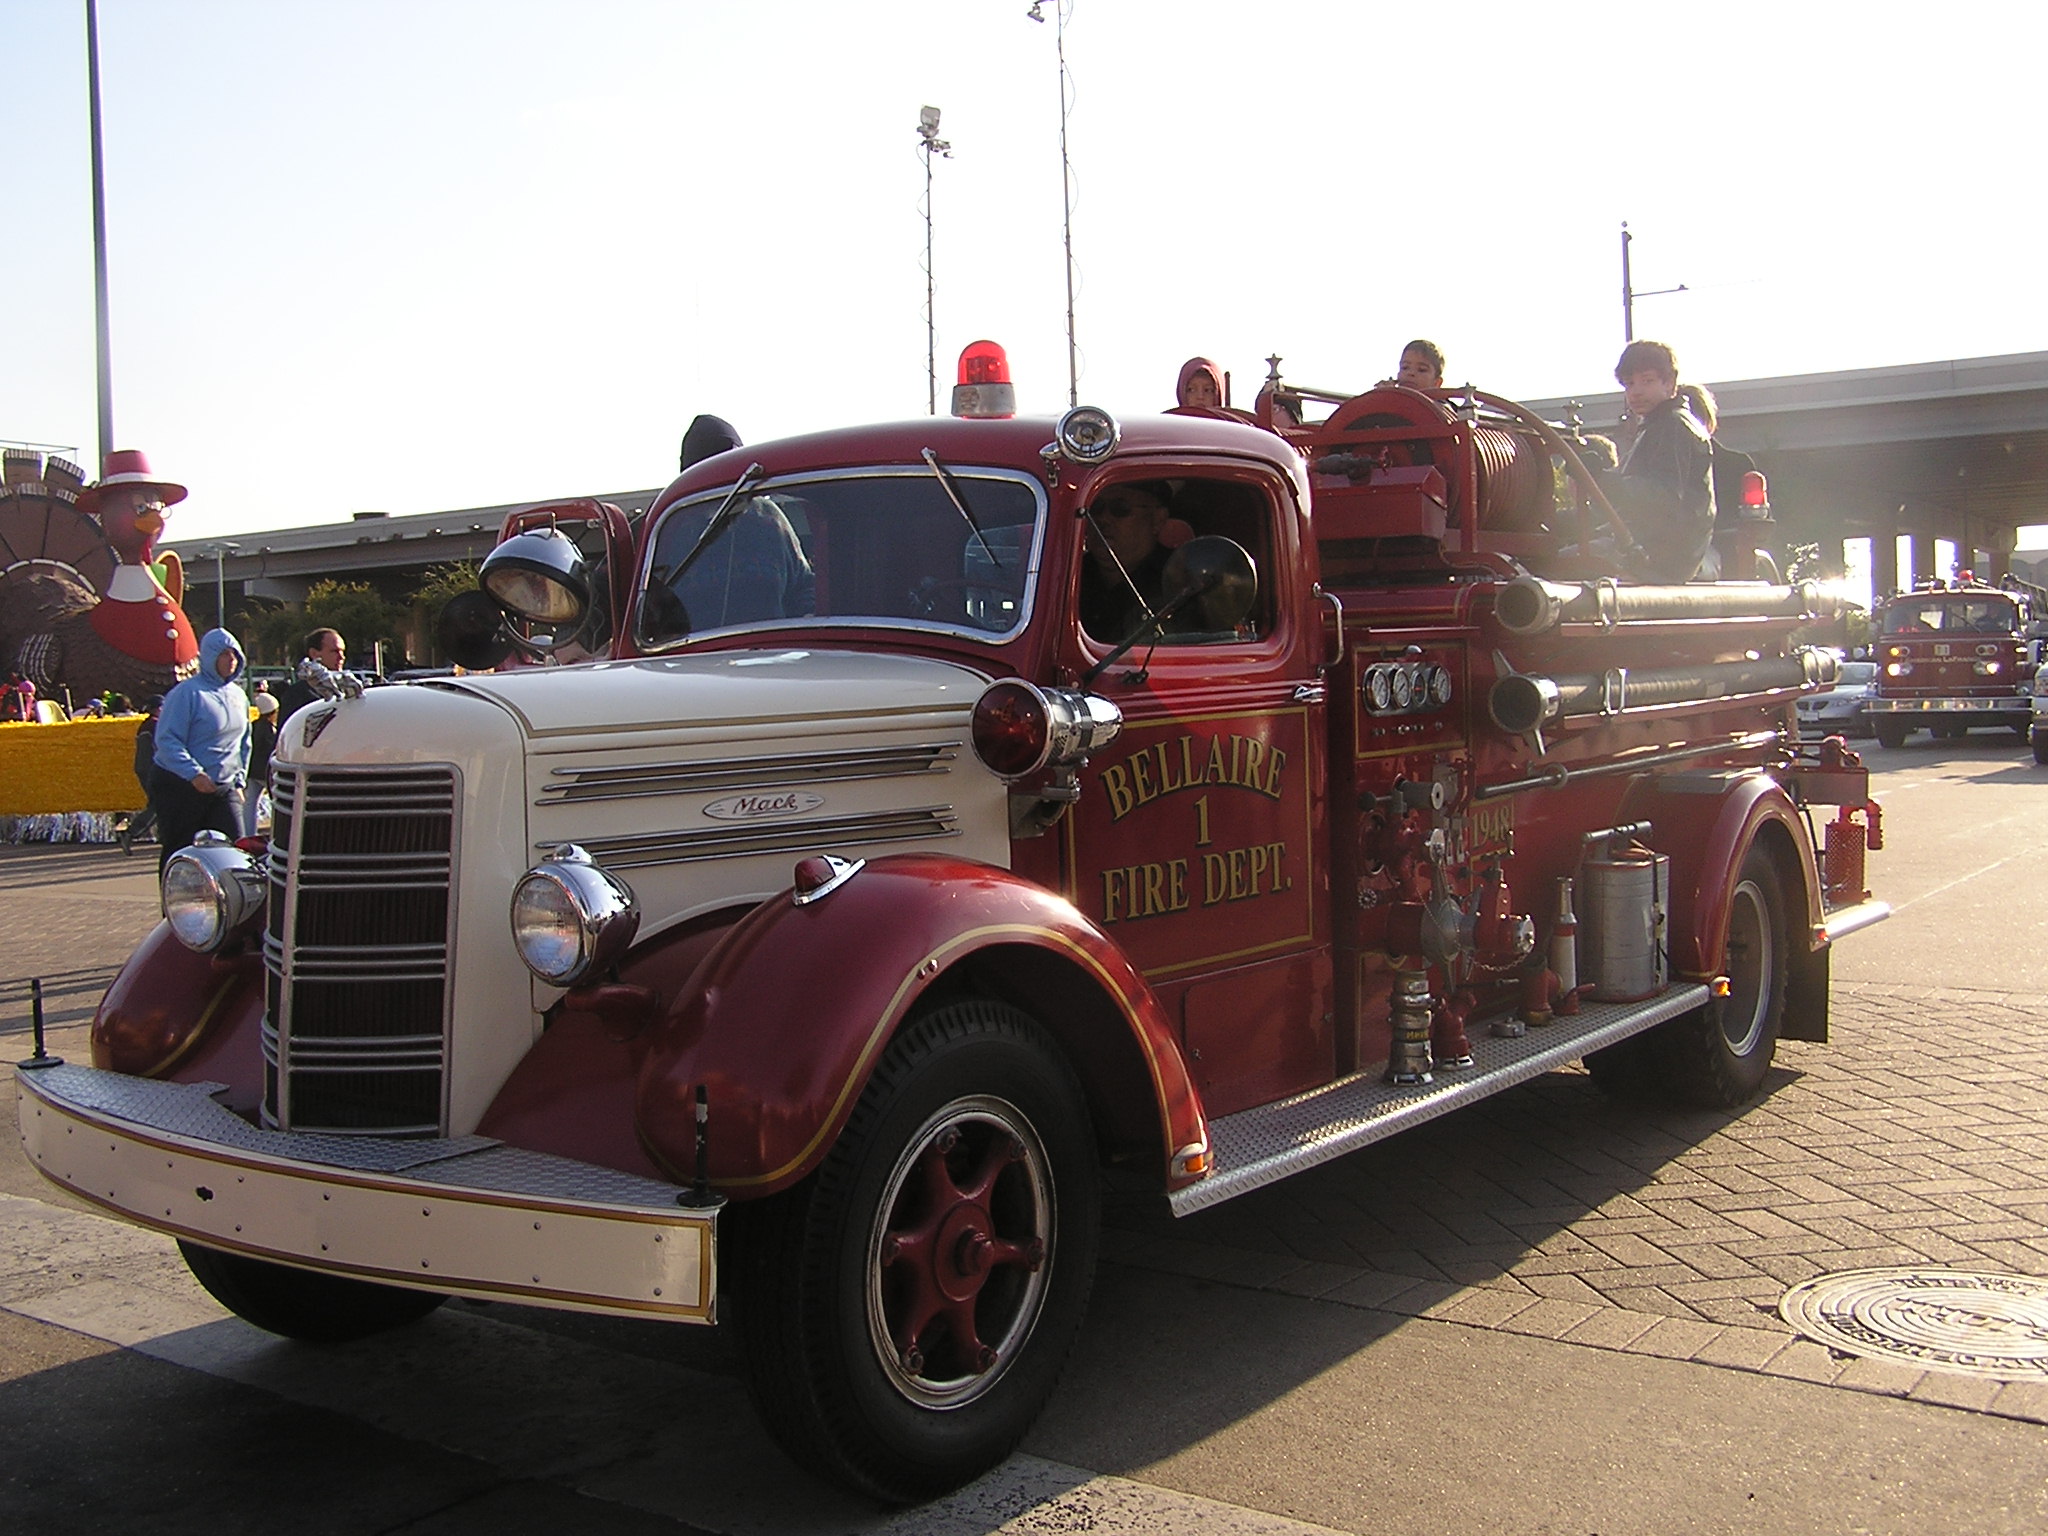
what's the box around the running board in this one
[1169,983,1711,1216]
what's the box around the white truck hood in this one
[420,649,994,740]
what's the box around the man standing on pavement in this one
[151,628,251,877]
[276,627,344,727]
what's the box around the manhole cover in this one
[1780,1268,2048,1380]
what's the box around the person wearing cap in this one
[244,689,279,836]
[151,628,251,877]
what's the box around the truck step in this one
[1169,983,1711,1215]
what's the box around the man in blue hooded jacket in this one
[151,627,251,877]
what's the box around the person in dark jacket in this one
[242,690,278,836]
[276,628,344,727]
[1079,481,1179,640]
[118,695,162,855]
[1610,339,1717,581]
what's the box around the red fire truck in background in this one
[1865,573,2044,749]
[20,352,1886,1503]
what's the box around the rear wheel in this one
[1874,719,1910,749]
[178,1242,447,1342]
[2033,734,2048,766]
[1648,844,1789,1108]
[731,999,1099,1503]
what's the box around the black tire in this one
[730,999,1099,1504]
[178,1241,447,1342]
[1874,719,1910,749]
[2033,734,2048,766]
[1649,844,1790,1108]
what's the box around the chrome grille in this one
[265,765,458,1135]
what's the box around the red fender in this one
[1630,772,1822,978]
[92,922,265,1114]
[634,852,1207,1199]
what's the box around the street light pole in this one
[209,543,240,629]
[86,0,116,462]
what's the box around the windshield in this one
[635,467,1044,649]
[1881,597,2017,636]
[1838,662,1876,687]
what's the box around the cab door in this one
[1060,462,1332,1116]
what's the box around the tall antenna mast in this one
[1620,221,1687,344]
[1028,2,1080,406]
[916,106,951,417]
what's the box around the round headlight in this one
[161,832,266,953]
[163,859,229,951]
[509,845,640,987]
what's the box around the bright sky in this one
[7,1,2048,544]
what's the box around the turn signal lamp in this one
[952,340,1016,419]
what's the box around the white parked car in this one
[1797,659,1877,737]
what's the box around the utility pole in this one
[916,107,951,417]
[1621,221,1687,344]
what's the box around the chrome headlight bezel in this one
[509,844,640,987]
[161,832,266,953]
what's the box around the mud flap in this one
[1782,937,1830,1043]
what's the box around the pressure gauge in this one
[1364,665,1393,713]
[1390,665,1415,710]
[1428,664,1454,706]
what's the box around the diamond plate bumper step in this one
[1170,983,1711,1216]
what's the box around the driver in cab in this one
[1079,481,1179,639]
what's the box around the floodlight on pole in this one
[916,106,952,417]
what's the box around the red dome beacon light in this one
[1740,470,1770,514]
[971,678,1122,832]
[952,340,1016,419]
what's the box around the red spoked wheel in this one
[867,1096,1052,1407]
[732,999,1099,1503]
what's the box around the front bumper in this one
[17,1063,717,1322]
[1865,696,2025,716]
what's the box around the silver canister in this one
[1579,844,1668,1001]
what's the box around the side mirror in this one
[1161,535,1258,632]
[436,589,517,671]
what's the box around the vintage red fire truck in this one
[19,363,1888,1502]
[1865,573,2042,748]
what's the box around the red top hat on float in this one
[76,449,188,516]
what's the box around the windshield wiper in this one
[921,448,1003,570]
[667,461,769,589]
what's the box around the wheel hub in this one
[870,1101,1053,1404]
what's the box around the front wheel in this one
[2033,733,2048,766]
[179,1242,447,1342]
[1873,718,1910,749]
[1647,844,1790,1108]
[731,999,1100,1503]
